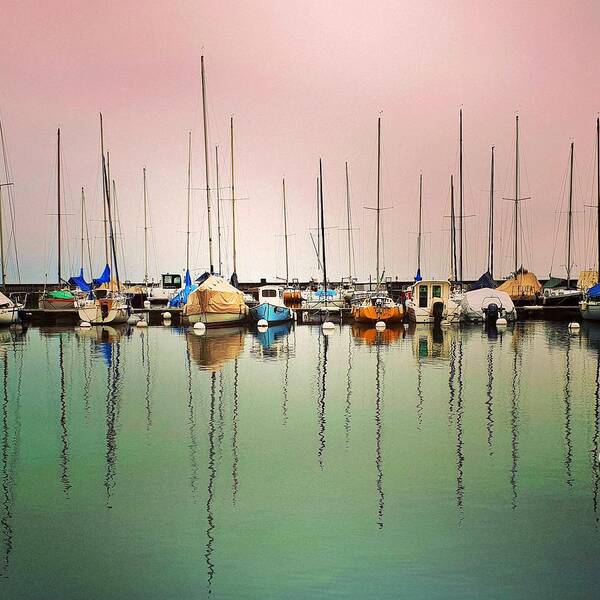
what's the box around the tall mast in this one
[80,186,85,271]
[488,146,495,277]
[376,116,381,283]
[215,145,222,274]
[143,166,148,287]
[57,127,62,284]
[186,131,192,274]
[99,114,109,268]
[459,109,463,282]
[316,176,321,270]
[230,116,237,278]
[450,174,457,282]
[100,116,119,289]
[319,159,327,294]
[345,162,352,280]
[597,117,599,279]
[566,141,574,289]
[514,115,520,274]
[200,55,214,274]
[282,178,289,286]
[417,172,422,277]
[0,180,5,285]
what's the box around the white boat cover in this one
[460,288,515,320]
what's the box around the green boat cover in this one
[47,290,75,299]
[543,277,567,290]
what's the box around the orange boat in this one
[351,294,404,324]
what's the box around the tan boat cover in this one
[577,270,599,290]
[497,271,542,299]
[184,275,247,316]
[187,328,244,371]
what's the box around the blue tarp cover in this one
[169,284,197,307]
[93,264,111,286]
[315,288,336,298]
[414,268,422,282]
[469,271,497,291]
[588,283,600,298]
[68,268,92,292]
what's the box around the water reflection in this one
[593,351,600,525]
[351,325,402,346]
[185,344,199,499]
[187,327,244,371]
[375,342,384,529]
[141,330,152,430]
[345,329,352,447]
[316,332,328,469]
[485,342,494,454]
[105,337,123,509]
[0,352,12,577]
[232,359,239,504]
[455,337,465,521]
[252,323,292,358]
[58,335,71,497]
[205,371,217,595]
[510,330,522,511]
[564,336,573,488]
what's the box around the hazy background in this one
[1,0,599,284]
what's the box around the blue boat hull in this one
[250,302,292,324]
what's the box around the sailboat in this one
[183,56,248,326]
[351,117,403,325]
[340,162,356,303]
[543,142,582,306]
[461,146,516,323]
[78,115,130,325]
[581,118,600,321]
[249,178,292,324]
[39,129,76,310]
[497,115,542,305]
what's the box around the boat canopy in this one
[47,289,75,300]
[468,271,496,291]
[497,269,541,299]
[184,275,246,316]
[588,283,600,299]
[314,288,336,298]
[578,270,599,291]
[543,277,567,290]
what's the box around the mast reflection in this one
[317,332,328,469]
[345,328,352,447]
[593,351,600,525]
[232,359,239,504]
[185,345,199,499]
[455,337,465,521]
[448,337,456,426]
[375,341,384,529]
[0,352,12,576]
[58,335,71,497]
[510,333,522,511]
[205,371,217,595]
[141,330,152,430]
[485,342,494,454]
[104,334,122,509]
[564,336,573,488]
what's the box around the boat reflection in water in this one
[406,324,451,363]
[350,324,403,346]
[251,322,293,358]
[186,326,245,371]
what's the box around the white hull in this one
[459,289,516,323]
[406,299,460,323]
[186,312,247,326]
[0,307,20,326]
[78,302,129,325]
[580,300,600,321]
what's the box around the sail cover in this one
[588,283,600,299]
[414,268,422,282]
[93,264,111,286]
[184,275,246,316]
[469,271,496,291]
[68,268,92,292]
[543,277,567,290]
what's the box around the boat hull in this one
[0,307,20,326]
[186,311,247,327]
[351,304,403,324]
[78,300,129,324]
[580,300,600,321]
[39,297,75,310]
[250,302,293,324]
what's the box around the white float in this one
[257,319,268,328]
[193,322,206,331]
[568,322,581,331]
[322,321,335,330]
[136,320,148,328]
[162,311,172,320]
[496,318,508,326]
[80,321,91,328]
[375,320,386,330]
[143,300,151,309]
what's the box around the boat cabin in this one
[161,273,182,290]
[411,280,451,309]
[258,285,285,306]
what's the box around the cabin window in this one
[418,285,428,308]
[262,289,277,298]
[432,285,442,298]
[162,274,182,289]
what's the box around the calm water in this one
[0,321,599,599]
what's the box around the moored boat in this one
[351,292,403,324]
[250,285,293,324]
[460,288,516,323]
[406,279,458,323]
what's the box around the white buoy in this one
[163,319,172,327]
[192,327,205,336]
[162,311,172,320]
[80,321,91,328]
[143,300,151,309]
[322,321,335,330]
[568,322,581,331]
[193,322,206,331]
[375,320,386,330]
[257,318,268,328]
[257,324,268,333]
[496,318,508,326]
[136,320,148,328]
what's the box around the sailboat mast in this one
[597,117,599,279]
[345,162,352,280]
[282,178,289,286]
[143,166,148,287]
[186,131,192,274]
[100,116,119,289]
[215,145,222,274]
[230,116,237,277]
[417,173,422,275]
[488,146,495,277]
[459,109,463,282]
[80,186,85,271]
[567,142,574,289]
[200,55,214,274]
[57,128,62,284]
[319,159,327,294]
[316,176,321,271]
[451,174,457,282]
[376,116,381,283]
[514,115,520,274]
[99,114,109,268]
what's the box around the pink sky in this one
[1,0,599,283]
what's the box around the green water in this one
[0,321,599,599]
